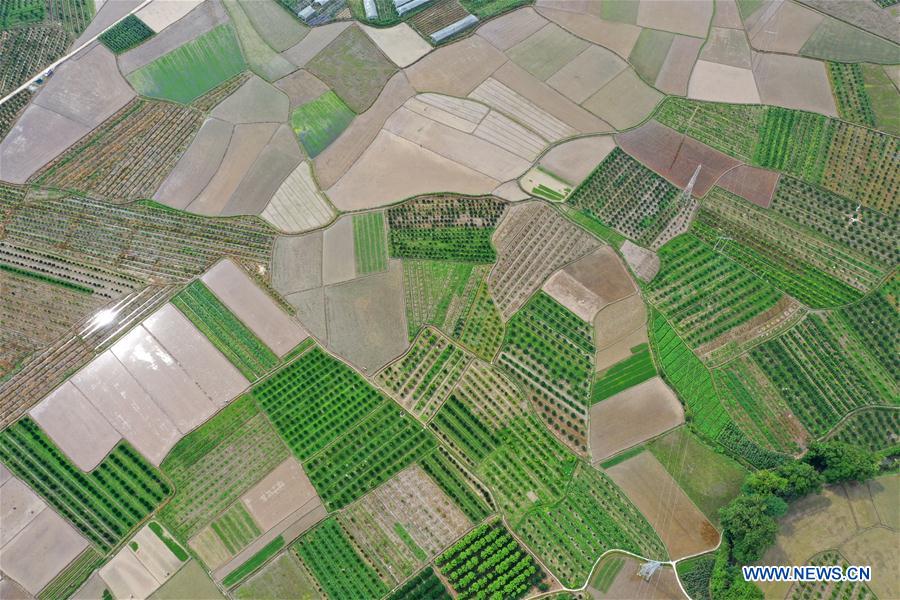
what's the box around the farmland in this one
[252,346,384,460]
[353,212,388,274]
[209,502,261,556]
[158,395,289,540]
[432,392,500,465]
[0,88,30,137]
[827,62,876,127]
[591,346,657,403]
[447,268,505,360]
[787,551,876,600]
[435,521,544,600]
[565,148,682,248]
[420,446,492,522]
[0,0,45,28]
[173,280,279,380]
[126,24,247,104]
[655,98,765,162]
[840,277,899,381]
[222,536,285,587]
[37,548,103,600]
[0,23,69,95]
[450,359,524,430]
[0,417,170,552]
[290,90,355,158]
[408,0,474,39]
[98,15,154,54]
[498,291,594,454]
[34,98,203,201]
[402,259,475,339]
[191,72,252,113]
[828,408,900,452]
[388,566,451,599]
[295,518,388,599]
[517,465,666,586]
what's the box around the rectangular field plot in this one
[447,267,506,360]
[126,24,247,104]
[839,276,899,383]
[376,327,470,420]
[209,503,261,556]
[338,465,471,587]
[295,518,387,599]
[0,418,171,553]
[159,395,289,540]
[431,393,500,466]
[387,566,451,600]
[591,346,656,404]
[173,281,279,380]
[516,465,667,587]
[99,14,155,54]
[498,291,594,454]
[290,91,355,158]
[420,446,492,522]
[827,62,876,127]
[304,402,436,510]
[402,259,475,339]
[252,346,384,460]
[352,212,388,275]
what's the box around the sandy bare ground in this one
[361,23,432,68]
[201,259,308,357]
[136,0,204,32]
[583,68,663,130]
[637,0,713,38]
[607,451,719,559]
[717,165,780,208]
[620,241,659,283]
[477,7,548,51]
[241,458,322,531]
[536,7,641,58]
[153,117,232,210]
[542,246,636,322]
[700,27,752,69]
[0,507,89,595]
[325,131,498,211]
[405,35,507,97]
[655,35,704,96]
[322,214,357,286]
[262,161,336,233]
[539,135,616,185]
[588,556,685,599]
[752,53,837,117]
[688,60,760,103]
[1,477,46,547]
[589,377,684,463]
[29,381,122,471]
[748,1,822,53]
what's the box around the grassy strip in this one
[149,521,190,561]
[559,205,626,248]
[282,337,316,362]
[394,523,427,561]
[37,548,104,600]
[599,445,646,469]
[222,536,285,587]
[591,349,656,403]
[0,263,93,294]
[592,556,625,593]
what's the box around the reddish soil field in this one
[716,164,781,208]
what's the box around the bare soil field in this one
[542,246,636,322]
[636,0,712,38]
[469,77,579,140]
[507,23,590,81]
[536,6,641,58]
[282,22,352,67]
[284,287,327,340]
[700,27,751,68]
[405,94,488,133]
[322,214,357,286]
[132,524,186,584]
[314,71,415,189]
[136,0,204,32]
[713,0,742,28]
[273,232,324,295]
[539,135,616,185]
[405,35,507,96]
[339,465,472,586]
[262,161,336,233]
[589,377,684,463]
[748,1,821,54]
[596,328,649,372]
[607,451,719,559]
[716,165,780,208]
[361,23,432,68]
[688,60,760,103]
[151,561,225,600]
[1,476,46,547]
[655,35,703,96]
[583,68,663,130]
[476,7,548,51]
[101,545,162,599]
[548,45,627,104]
[588,555,685,599]
[210,76,290,124]
[594,294,647,359]
[241,458,322,531]
[473,110,546,161]
[202,259,308,356]
[494,181,531,201]
[153,117,232,210]
[620,241,660,283]
[752,53,837,117]
[275,69,330,110]
[29,381,122,471]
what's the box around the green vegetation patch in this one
[591,347,656,403]
[402,259,475,339]
[827,62,875,127]
[211,502,261,555]
[388,566,451,600]
[420,447,492,522]
[290,90,355,158]
[629,29,675,83]
[37,548,104,600]
[677,553,715,600]
[862,64,900,135]
[252,346,384,460]
[828,407,900,453]
[648,427,748,526]
[591,556,625,593]
[148,522,190,561]
[655,98,765,163]
[173,280,279,380]
[800,18,900,64]
[295,518,388,599]
[0,0,45,28]
[353,212,388,275]
[126,23,247,104]
[516,466,666,587]
[390,228,497,263]
[599,0,638,22]
[234,552,319,600]
[840,276,899,382]
[99,14,154,54]
[560,204,627,248]
[460,0,531,18]
[432,394,501,464]
[436,522,543,600]
[448,271,505,361]
[223,536,285,587]
[754,107,831,182]
[0,263,93,294]
[0,418,171,553]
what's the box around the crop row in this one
[403,259,475,339]
[304,402,437,510]
[36,547,103,600]
[210,502,260,555]
[498,292,593,454]
[754,107,832,182]
[387,195,505,230]
[787,551,875,600]
[0,23,69,96]
[173,280,278,380]
[98,14,154,54]
[566,148,681,247]
[827,62,876,127]
[436,521,543,600]
[295,518,388,599]
[655,97,766,162]
[409,0,473,37]
[0,88,30,138]
[159,395,288,539]
[252,346,384,460]
[388,566,451,600]
[591,345,656,403]
[191,71,251,112]
[432,394,500,465]
[448,271,505,361]
[389,227,497,263]
[516,466,666,587]
[0,0,45,28]
[353,212,388,275]
[0,418,170,552]
[450,359,523,430]
[420,446,492,522]
[839,278,899,382]
[47,0,94,36]
[827,408,900,452]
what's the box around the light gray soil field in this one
[594,294,648,363]
[111,327,218,434]
[150,561,225,600]
[589,377,684,463]
[474,111,546,161]
[73,0,142,47]
[539,136,616,185]
[476,7,548,51]
[620,240,660,282]
[405,35,508,97]
[210,76,290,124]
[241,458,322,531]
[688,60,760,103]
[582,68,663,129]
[262,161,336,232]
[636,0,713,38]
[1,477,46,547]
[322,215,357,286]
[324,259,409,373]
[136,0,204,33]
[0,507,89,595]
[71,351,180,465]
[239,0,309,52]
[607,451,719,559]
[717,165,780,208]
[588,556,685,599]
[654,35,703,95]
[405,94,488,134]
[101,546,162,600]
[29,381,121,471]
[469,78,577,140]
[142,304,249,405]
[201,259,308,356]
[273,232,324,295]
[748,1,822,54]
[752,53,837,116]
[119,0,229,74]
[494,181,531,201]
[153,117,233,209]
[798,0,900,44]
[536,6,641,58]
[701,26,752,68]
[361,23,433,68]
[547,45,627,104]
[285,287,328,340]
[314,71,415,189]
[596,328,649,372]
[275,69,331,110]
[0,105,89,184]
[73,572,108,600]
[712,0,742,28]
[282,22,352,67]
[542,246,636,322]
[131,524,186,584]
[506,23,590,81]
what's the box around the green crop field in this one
[1,0,45,28]
[402,259,475,339]
[459,0,530,18]
[436,522,543,599]
[252,346,384,460]
[353,212,388,275]
[304,402,436,510]
[126,24,247,104]
[862,64,900,135]
[388,566,451,600]
[828,408,900,452]
[566,148,681,246]
[655,97,766,162]
[516,466,666,587]
[827,62,876,127]
[839,276,899,382]
[295,518,388,599]
[99,14,154,54]
[290,90,355,158]
[159,395,289,539]
[210,502,261,555]
[222,536,286,587]
[448,270,505,361]
[173,280,279,380]
[677,554,715,600]
[647,233,784,347]
[0,418,170,552]
[37,548,103,600]
[389,227,497,263]
[432,394,500,465]
[591,345,656,403]
[420,447,492,522]
[591,556,626,593]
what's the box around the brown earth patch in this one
[716,165,780,208]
